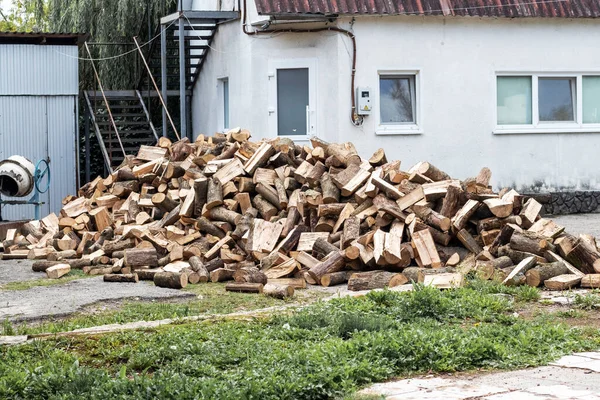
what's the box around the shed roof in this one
[0,32,88,46]
[255,0,600,18]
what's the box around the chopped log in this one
[544,274,581,290]
[103,273,139,283]
[347,270,406,291]
[244,142,275,174]
[312,237,340,259]
[225,282,264,293]
[154,272,187,289]
[423,273,464,289]
[411,162,451,182]
[210,268,236,282]
[520,198,542,226]
[546,251,585,277]
[483,198,513,218]
[151,193,178,213]
[124,248,158,268]
[256,183,282,210]
[497,245,546,264]
[234,267,268,284]
[525,262,570,287]
[308,251,345,282]
[581,274,600,288]
[510,231,553,257]
[321,271,352,287]
[263,283,294,299]
[46,264,70,279]
[456,229,483,255]
[369,148,388,167]
[489,224,517,256]
[412,204,451,232]
[196,216,225,239]
[320,172,340,204]
[32,260,60,272]
[252,195,278,221]
[206,178,223,209]
[502,256,537,285]
[566,238,600,274]
[451,200,480,231]
[475,256,513,280]
[268,278,306,289]
[205,206,242,226]
[137,268,163,281]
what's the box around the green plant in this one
[1,319,14,336]
[574,293,600,310]
[2,285,598,399]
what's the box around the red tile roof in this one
[255,0,600,18]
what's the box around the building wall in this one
[0,44,78,221]
[191,14,600,192]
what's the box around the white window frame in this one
[494,72,600,134]
[376,70,422,135]
[268,58,317,140]
[217,76,229,132]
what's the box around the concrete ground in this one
[0,260,194,321]
[551,214,600,238]
[359,352,600,399]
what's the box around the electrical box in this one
[356,87,372,115]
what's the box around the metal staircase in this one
[84,90,159,171]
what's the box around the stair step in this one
[94,104,143,110]
[96,120,150,126]
[100,129,156,136]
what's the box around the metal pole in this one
[179,15,187,139]
[161,24,168,137]
[84,42,126,156]
[84,101,90,183]
[133,36,181,140]
[147,0,152,119]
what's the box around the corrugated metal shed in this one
[0,35,79,221]
[255,0,600,18]
[0,45,79,95]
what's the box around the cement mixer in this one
[0,156,50,221]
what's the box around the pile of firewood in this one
[2,128,600,296]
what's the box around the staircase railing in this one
[136,90,159,141]
[83,91,114,173]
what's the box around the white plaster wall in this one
[192,14,600,191]
[191,20,340,145]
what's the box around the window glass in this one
[223,78,229,130]
[583,76,600,124]
[380,76,416,124]
[538,77,575,122]
[277,68,309,136]
[497,76,532,124]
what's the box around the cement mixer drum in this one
[0,156,35,197]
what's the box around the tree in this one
[0,0,49,31]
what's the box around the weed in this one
[2,285,597,399]
[7,283,328,336]
[574,292,600,310]
[555,309,587,319]
[466,278,541,302]
[1,319,14,335]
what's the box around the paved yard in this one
[360,352,600,399]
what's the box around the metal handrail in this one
[83,91,114,173]
[84,42,127,156]
[135,90,160,141]
[133,36,181,140]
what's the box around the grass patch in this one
[3,283,327,336]
[466,278,541,302]
[1,285,598,399]
[574,291,600,310]
[0,270,94,291]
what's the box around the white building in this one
[188,0,600,203]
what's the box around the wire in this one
[53,19,178,61]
